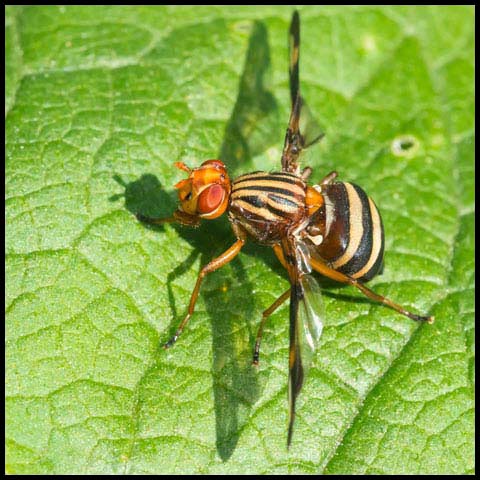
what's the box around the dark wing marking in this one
[281,11,302,173]
[289,10,300,110]
[281,11,325,174]
[287,278,304,447]
[282,236,324,447]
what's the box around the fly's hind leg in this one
[163,238,245,348]
[309,257,434,323]
[301,166,312,180]
[320,170,338,186]
[252,289,290,365]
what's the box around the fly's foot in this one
[163,334,179,349]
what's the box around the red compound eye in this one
[197,184,225,214]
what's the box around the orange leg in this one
[273,244,288,269]
[273,244,433,323]
[164,238,246,348]
[249,244,292,365]
[252,288,290,365]
[136,209,200,227]
[309,257,434,323]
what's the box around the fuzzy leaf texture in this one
[5,5,474,474]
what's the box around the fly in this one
[136,11,434,447]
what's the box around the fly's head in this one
[173,160,231,220]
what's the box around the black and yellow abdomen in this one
[313,182,384,282]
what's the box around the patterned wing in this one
[281,11,324,174]
[282,237,324,447]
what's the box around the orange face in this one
[174,160,231,219]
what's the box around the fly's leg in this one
[164,238,245,348]
[301,166,312,180]
[136,209,200,227]
[252,244,292,365]
[273,244,434,323]
[320,170,338,186]
[309,257,434,323]
[253,289,290,365]
[136,213,175,225]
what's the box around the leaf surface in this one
[5,5,474,474]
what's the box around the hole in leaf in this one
[391,135,419,157]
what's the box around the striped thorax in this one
[228,171,307,245]
[228,173,385,282]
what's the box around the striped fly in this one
[137,11,434,447]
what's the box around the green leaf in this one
[6,5,474,474]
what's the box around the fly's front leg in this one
[136,213,175,225]
[163,238,246,348]
[136,209,200,227]
[253,288,290,365]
